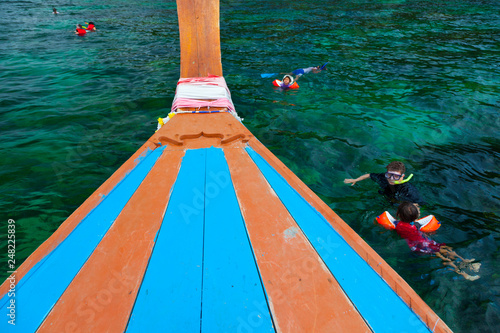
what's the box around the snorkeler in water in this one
[290,66,321,81]
[395,202,480,281]
[53,8,59,14]
[344,161,426,206]
[283,63,328,81]
[85,22,97,31]
[75,24,87,36]
[272,74,299,90]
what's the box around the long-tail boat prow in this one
[0,0,453,332]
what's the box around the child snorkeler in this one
[273,74,298,89]
[395,202,480,281]
[344,161,426,206]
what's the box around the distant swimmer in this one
[283,62,328,81]
[53,8,59,14]
[261,63,327,79]
[85,21,97,31]
[75,24,87,36]
[272,74,299,90]
[292,66,320,76]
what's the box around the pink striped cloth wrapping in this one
[171,75,235,112]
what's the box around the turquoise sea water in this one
[0,0,499,331]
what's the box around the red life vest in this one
[395,221,443,253]
[76,28,87,35]
[395,222,421,242]
[86,24,95,31]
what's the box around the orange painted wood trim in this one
[247,138,452,333]
[151,113,253,149]
[225,148,370,333]
[0,141,158,299]
[37,149,185,333]
[177,0,222,77]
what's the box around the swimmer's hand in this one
[344,179,357,186]
[344,174,370,186]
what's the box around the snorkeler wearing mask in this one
[343,161,425,206]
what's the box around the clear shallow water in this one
[0,0,499,332]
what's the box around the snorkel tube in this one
[393,173,413,185]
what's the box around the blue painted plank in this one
[0,146,166,333]
[245,147,431,333]
[126,149,206,332]
[201,147,274,332]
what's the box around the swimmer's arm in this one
[344,173,370,186]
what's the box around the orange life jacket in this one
[272,79,299,89]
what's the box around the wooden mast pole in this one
[177,0,223,77]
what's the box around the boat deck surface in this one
[1,113,450,332]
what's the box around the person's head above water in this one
[385,161,406,185]
[311,65,324,74]
[282,75,294,86]
[396,201,420,223]
[88,21,95,25]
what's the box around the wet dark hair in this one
[89,22,94,25]
[396,202,419,223]
[387,161,406,174]
[282,75,294,85]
